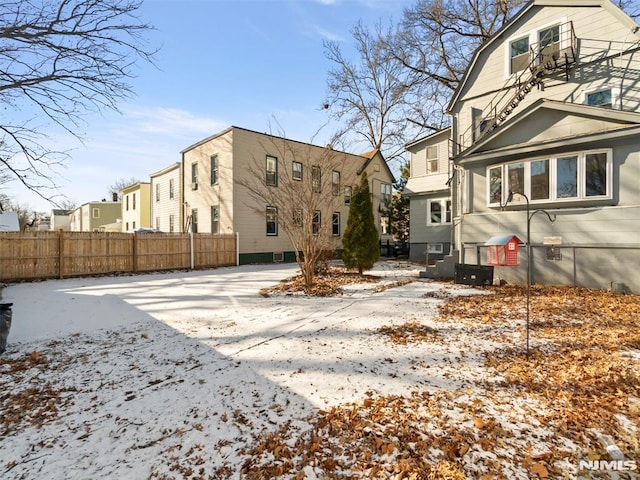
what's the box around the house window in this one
[92,208,100,218]
[332,212,340,236]
[332,171,340,196]
[126,195,129,211]
[155,184,160,202]
[428,243,444,254]
[507,163,525,197]
[380,215,389,235]
[538,25,560,65]
[132,193,136,210]
[266,155,277,186]
[427,199,452,225]
[191,209,198,233]
[510,36,530,73]
[126,222,129,230]
[169,215,175,233]
[211,205,220,233]
[585,88,615,109]
[292,161,303,181]
[169,179,175,199]
[133,221,136,230]
[556,155,578,198]
[344,186,352,205]
[211,155,219,185]
[489,166,503,204]
[487,149,611,205]
[155,217,160,230]
[293,209,303,227]
[266,206,278,235]
[191,163,198,189]
[312,211,321,235]
[381,183,392,204]
[312,166,321,193]
[585,152,607,196]
[531,159,550,200]
[426,146,438,173]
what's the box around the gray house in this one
[404,128,453,264]
[446,0,640,292]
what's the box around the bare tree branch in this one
[0,0,156,205]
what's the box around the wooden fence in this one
[0,231,237,281]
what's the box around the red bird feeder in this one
[485,235,522,266]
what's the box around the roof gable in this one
[446,0,639,112]
[459,99,640,158]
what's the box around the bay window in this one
[487,149,611,206]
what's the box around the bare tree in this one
[108,176,141,201]
[0,0,156,203]
[324,0,528,160]
[324,21,419,165]
[237,131,357,288]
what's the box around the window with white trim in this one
[292,161,303,181]
[266,206,277,236]
[155,183,160,202]
[487,149,612,206]
[584,86,619,109]
[332,171,340,196]
[381,183,392,204]
[427,243,444,254]
[211,205,220,234]
[211,155,219,185]
[266,155,277,186]
[426,146,438,173]
[191,209,198,233]
[293,209,303,227]
[312,210,321,235]
[427,199,452,225]
[510,36,530,74]
[332,212,340,236]
[344,186,352,205]
[169,179,175,199]
[312,166,321,193]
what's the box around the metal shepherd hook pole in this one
[503,191,556,358]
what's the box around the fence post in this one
[59,229,64,279]
[133,232,138,273]
[189,231,194,270]
[236,232,240,266]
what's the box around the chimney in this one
[112,192,118,202]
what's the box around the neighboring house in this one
[181,126,395,264]
[404,128,453,263]
[69,201,121,232]
[150,162,182,233]
[121,182,151,232]
[446,0,640,291]
[49,209,71,231]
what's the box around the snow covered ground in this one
[0,261,637,479]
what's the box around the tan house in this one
[121,182,151,232]
[446,0,640,291]
[181,126,395,264]
[69,201,121,232]
[150,163,182,233]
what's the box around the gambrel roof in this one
[446,0,640,113]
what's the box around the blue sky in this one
[8,0,411,213]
